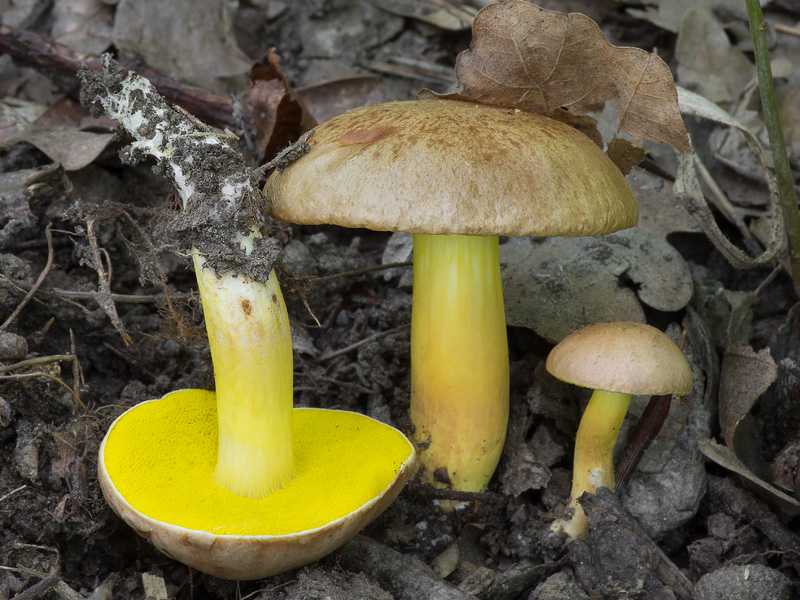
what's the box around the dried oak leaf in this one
[436,1,690,154]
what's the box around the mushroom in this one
[264,99,639,493]
[85,58,415,580]
[98,245,416,581]
[545,321,693,540]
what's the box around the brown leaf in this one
[719,346,779,448]
[438,1,690,153]
[606,137,647,175]
[297,76,385,123]
[698,438,800,517]
[248,49,316,166]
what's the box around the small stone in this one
[0,331,28,360]
[529,572,589,600]
[13,419,43,483]
[694,564,792,600]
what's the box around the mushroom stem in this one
[193,235,294,498]
[410,233,509,492]
[558,388,631,538]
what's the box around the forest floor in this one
[3,0,800,599]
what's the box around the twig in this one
[365,60,457,85]
[69,330,84,408]
[774,23,800,38]
[0,372,85,410]
[0,223,54,332]
[747,0,800,297]
[2,277,194,304]
[311,261,413,284]
[693,154,752,240]
[259,129,315,173]
[318,324,409,361]
[9,574,61,600]
[0,24,240,129]
[0,354,87,411]
[0,484,26,504]
[0,354,75,374]
[405,481,502,503]
[753,263,783,297]
[83,220,132,345]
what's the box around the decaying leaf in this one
[247,50,316,165]
[112,0,252,94]
[719,347,779,449]
[435,1,690,153]
[501,168,698,343]
[606,138,647,176]
[699,438,800,517]
[51,0,113,55]
[371,0,475,31]
[0,97,115,171]
[502,236,644,343]
[709,108,772,196]
[674,88,784,269]
[697,299,796,513]
[297,76,385,123]
[628,0,741,35]
[675,7,754,104]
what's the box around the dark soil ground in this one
[3,1,800,599]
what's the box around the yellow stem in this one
[557,388,631,539]
[410,234,509,492]
[193,250,294,498]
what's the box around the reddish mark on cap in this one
[338,126,397,146]
[240,299,253,317]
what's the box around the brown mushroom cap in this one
[546,322,693,396]
[264,99,638,237]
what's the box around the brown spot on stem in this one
[433,467,452,485]
[240,299,253,317]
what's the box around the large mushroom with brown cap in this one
[265,99,639,493]
[545,321,693,540]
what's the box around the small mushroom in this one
[264,99,638,493]
[545,321,693,540]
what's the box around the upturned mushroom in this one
[82,57,415,580]
[264,99,639,493]
[545,321,693,540]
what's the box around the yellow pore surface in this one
[103,389,413,536]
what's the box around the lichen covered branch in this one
[78,54,278,281]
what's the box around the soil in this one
[2,1,800,599]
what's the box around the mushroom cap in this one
[99,389,416,580]
[264,99,638,237]
[545,321,693,396]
